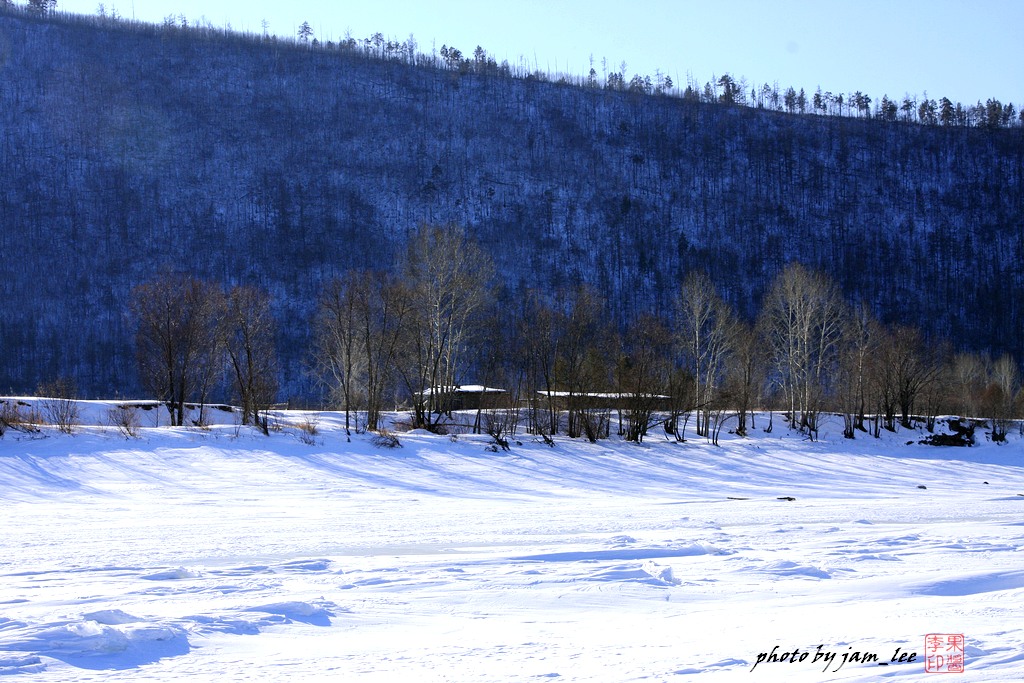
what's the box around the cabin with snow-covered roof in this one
[415,385,508,411]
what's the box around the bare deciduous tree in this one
[313,269,413,435]
[555,286,612,441]
[983,354,1020,441]
[616,314,671,443]
[471,290,522,437]
[313,273,366,438]
[221,285,278,434]
[869,326,901,435]
[519,290,564,437]
[131,273,222,427]
[952,352,986,419]
[361,274,411,432]
[759,263,845,438]
[888,325,941,429]
[395,225,494,431]
[663,366,697,442]
[919,348,952,432]
[675,271,737,439]
[726,319,764,438]
[515,286,613,442]
[836,305,878,438]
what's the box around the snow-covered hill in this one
[2,405,1023,680]
[3,11,1023,398]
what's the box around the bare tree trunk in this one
[131,273,223,429]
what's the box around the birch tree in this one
[836,304,878,438]
[759,264,845,437]
[984,354,1020,441]
[675,271,737,439]
[397,225,494,431]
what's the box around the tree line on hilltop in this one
[4,1,1020,131]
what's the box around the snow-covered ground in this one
[2,401,1023,681]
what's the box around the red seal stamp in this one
[925,634,964,673]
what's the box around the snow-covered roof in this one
[417,385,507,396]
[536,391,670,399]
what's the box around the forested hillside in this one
[1,9,1022,399]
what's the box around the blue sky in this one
[53,0,1023,105]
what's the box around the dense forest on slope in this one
[1,10,1023,400]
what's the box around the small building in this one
[416,385,508,412]
[534,390,673,412]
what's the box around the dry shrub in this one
[39,378,81,435]
[296,415,320,445]
[0,400,42,436]
[370,429,402,449]
[107,405,141,439]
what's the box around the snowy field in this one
[2,400,1024,681]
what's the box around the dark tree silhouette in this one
[131,274,222,427]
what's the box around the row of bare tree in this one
[131,276,278,430]
[307,227,1024,444]
[126,225,493,436]
[125,225,1023,444]
[310,226,493,438]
